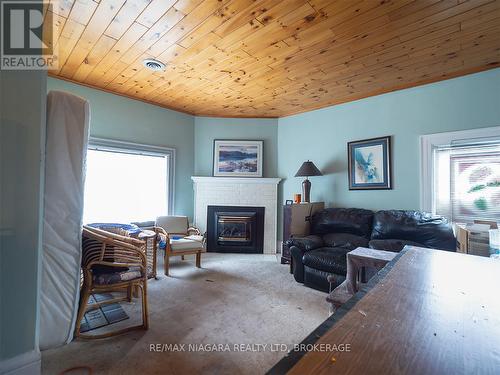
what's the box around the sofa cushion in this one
[323,233,369,250]
[286,235,324,251]
[311,208,374,238]
[304,267,345,293]
[302,247,348,275]
[368,239,427,253]
[371,210,456,250]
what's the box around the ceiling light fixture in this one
[143,58,166,72]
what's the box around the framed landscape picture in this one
[213,140,263,177]
[348,136,392,190]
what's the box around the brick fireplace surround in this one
[191,177,282,254]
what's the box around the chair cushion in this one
[322,233,369,250]
[185,234,204,243]
[92,266,143,285]
[170,238,203,252]
[87,222,142,236]
[302,247,348,275]
[369,239,427,253]
[156,216,189,235]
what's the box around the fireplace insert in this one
[207,206,264,253]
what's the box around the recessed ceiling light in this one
[143,58,166,72]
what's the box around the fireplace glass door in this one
[217,214,254,244]
[207,206,264,253]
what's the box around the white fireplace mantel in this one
[191,176,282,185]
[191,176,282,254]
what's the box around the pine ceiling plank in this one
[171,32,221,64]
[68,0,99,25]
[96,59,130,86]
[59,0,126,77]
[72,34,117,81]
[214,19,264,51]
[49,0,500,117]
[51,19,86,74]
[397,0,498,42]
[212,0,278,38]
[173,0,205,14]
[44,11,66,52]
[156,42,187,65]
[177,14,223,48]
[118,6,186,65]
[136,0,177,28]
[387,0,442,21]
[178,0,264,49]
[52,0,75,18]
[460,3,500,29]
[104,0,151,39]
[145,0,232,57]
[85,22,148,84]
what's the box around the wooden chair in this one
[154,216,205,276]
[74,225,149,339]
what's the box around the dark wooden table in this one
[283,246,500,374]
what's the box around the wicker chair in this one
[154,216,205,276]
[74,225,149,339]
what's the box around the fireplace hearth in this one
[207,206,265,253]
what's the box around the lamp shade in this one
[294,161,323,177]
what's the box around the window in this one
[420,127,500,223]
[83,138,174,224]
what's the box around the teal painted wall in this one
[46,69,500,240]
[1,70,47,361]
[194,117,278,177]
[47,78,195,220]
[277,69,500,221]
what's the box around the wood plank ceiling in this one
[46,0,500,118]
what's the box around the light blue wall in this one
[277,69,500,218]
[194,117,278,177]
[47,69,500,238]
[1,70,47,361]
[47,78,195,220]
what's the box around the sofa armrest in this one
[290,246,305,283]
[286,235,324,251]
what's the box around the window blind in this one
[434,141,500,223]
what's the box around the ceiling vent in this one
[143,58,166,72]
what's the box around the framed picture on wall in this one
[213,140,263,177]
[348,136,392,190]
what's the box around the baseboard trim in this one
[0,350,41,375]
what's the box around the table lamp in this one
[294,160,322,203]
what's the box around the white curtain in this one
[40,91,90,350]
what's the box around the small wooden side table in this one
[327,247,397,311]
[136,229,158,279]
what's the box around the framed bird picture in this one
[348,136,392,190]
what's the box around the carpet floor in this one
[42,253,328,375]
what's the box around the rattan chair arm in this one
[83,228,144,252]
[153,226,170,241]
[84,225,145,247]
[187,226,201,235]
[153,226,167,235]
[82,227,147,268]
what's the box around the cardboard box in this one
[455,224,469,254]
[454,221,498,257]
